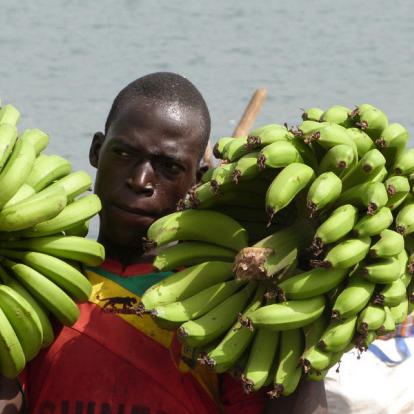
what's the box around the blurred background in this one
[1,0,413,238]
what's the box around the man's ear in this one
[89,132,105,168]
[196,164,210,184]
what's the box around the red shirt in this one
[21,259,265,414]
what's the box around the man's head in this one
[89,72,210,255]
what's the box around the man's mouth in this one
[112,203,159,218]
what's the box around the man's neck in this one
[97,233,153,268]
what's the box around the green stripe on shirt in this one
[85,266,173,297]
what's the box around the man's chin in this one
[99,215,155,251]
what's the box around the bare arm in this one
[0,376,23,414]
[263,379,328,414]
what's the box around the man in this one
[0,72,327,413]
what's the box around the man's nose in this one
[126,161,155,196]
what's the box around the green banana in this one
[341,149,385,190]
[352,207,393,237]
[375,123,408,168]
[302,107,324,122]
[269,328,303,398]
[399,249,411,287]
[346,128,375,158]
[0,137,37,208]
[392,148,414,176]
[0,235,105,266]
[320,105,352,127]
[178,282,257,347]
[351,105,388,140]
[0,265,54,348]
[242,328,280,393]
[360,257,401,284]
[290,136,319,170]
[277,267,348,301]
[357,304,386,333]
[47,170,93,200]
[19,129,49,155]
[210,163,236,189]
[0,249,92,302]
[257,140,302,170]
[0,285,43,361]
[361,182,389,215]
[185,178,267,210]
[317,144,355,177]
[224,136,253,162]
[250,123,286,135]
[0,185,67,232]
[332,275,376,319]
[200,167,214,184]
[19,194,101,237]
[389,296,408,324]
[301,343,331,373]
[0,104,20,126]
[248,125,291,148]
[213,137,234,159]
[297,120,327,138]
[300,316,330,373]
[374,279,406,307]
[369,229,404,258]
[203,284,265,373]
[146,210,248,251]
[140,261,233,310]
[2,184,36,209]
[312,204,358,249]
[385,175,410,210]
[152,279,245,324]
[265,163,315,222]
[379,306,396,334]
[306,369,328,381]
[0,305,25,378]
[2,258,80,326]
[306,172,342,216]
[25,154,72,191]
[318,316,357,352]
[396,203,414,235]
[371,166,388,183]
[313,237,371,269]
[0,123,18,173]
[232,151,261,183]
[306,123,357,156]
[245,296,325,331]
[64,220,89,237]
[153,242,235,271]
[337,181,388,214]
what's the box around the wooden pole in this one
[202,88,267,168]
[232,88,267,137]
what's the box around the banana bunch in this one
[142,102,414,398]
[0,100,105,378]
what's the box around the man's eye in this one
[113,147,131,157]
[163,161,181,174]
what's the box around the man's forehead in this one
[113,98,201,134]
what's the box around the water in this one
[1,0,413,239]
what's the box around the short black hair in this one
[104,72,211,160]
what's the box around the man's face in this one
[90,98,204,248]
